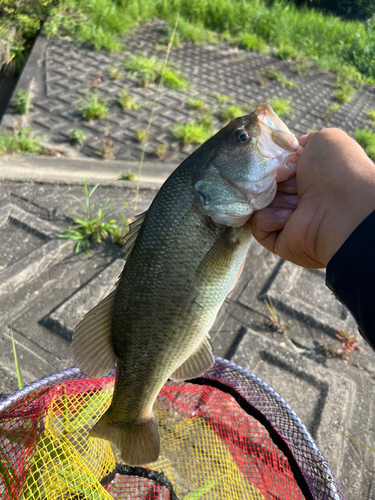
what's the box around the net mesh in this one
[0,358,344,500]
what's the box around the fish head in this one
[193,103,302,227]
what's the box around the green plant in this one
[334,88,354,104]
[171,119,213,145]
[118,89,139,110]
[365,108,375,126]
[118,170,136,181]
[215,93,231,105]
[264,297,290,335]
[324,102,340,122]
[135,128,148,143]
[220,105,244,122]
[187,98,206,112]
[166,16,219,46]
[12,88,31,114]
[78,93,108,121]
[10,328,23,389]
[268,98,293,119]
[234,33,269,53]
[274,43,302,61]
[354,127,375,160]
[69,128,86,145]
[97,136,115,160]
[124,54,188,90]
[198,113,214,129]
[294,58,311,76]
[108,65,122,79]
[266,67,296,87]
[155,142,168,159]
[0,126,43,155]
[57,178,127,256]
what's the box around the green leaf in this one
[10,328,23,389]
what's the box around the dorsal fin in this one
[123,211,147,260]
[72,290,117,378]
[170,338,214,381]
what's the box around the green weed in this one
[118,89,139,110]
[294,58,311,76]
[365,109,375,123]
[354,127,375,161]
[108,65,122,80]
[324,102,340,122]
[187,98,206,112]
[57,178,127,256]
[69,128,86,146]
[274,43,302,61]
[0,127,43,155]
[220,105,244,123]
[215,93,231,105]
[268,98,293,119]
[12,89,31,114]
[123,54,188,90]
[118,170,136,181]
[266,67,296,88]
[333,87,354,104]
[135,128,148,143]
[155,142,169,159]
[166,16,219,46]
[264,297,290,335]
[10,328,23,389]
[235,33,269,54]
[171,119,213,145]
[78,93,108,121]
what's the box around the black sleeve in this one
[326,210,375,350]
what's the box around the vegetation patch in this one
[187,98,206,112]
[118,90,139,110]
[12,89,31,114]
[171,118,213,145]
[166,17,219,46]
[220,105,245,123]
[155,142,169,159]
[365,109,375,127]
[268,98,293,119]
[78,93,108,121]
[266,67,296,88]
[135,129,148,143]
[0,127,43,155]
[108,66,122,80]
[324,102,340,122]
[118,170,136,181]
[234,33,269,54]
[69,128,86,146]
[354,127,375,161]
[215,93,231,105]
[124,54,188,90]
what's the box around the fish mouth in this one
[253,103,299,157]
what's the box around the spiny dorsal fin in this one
[72,290,117,378]
[123,211,147,260]
[170,338,214,381]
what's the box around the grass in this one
[12,89,31,114]
[333,87,354,104]
[123,53,188,90]
[171,119,213,145]
[118,89,139,110]
[97,136,115,160]
[165,16,219,46]
[78,93,108,121]
[187,98,206,112]
[155,142,168,159]
[365,109,375,127]
[57,178,128,256]
[266,67,296,87]
[354,127,375,161]
[10,328,23,389]
[324,102,340,122]
[220,105,244,122]
[69,128,86,146]
[215,93,231,105]
[268,98,293,119]
[234,33,269,53]
[118,170,136,181]
[294,58,311,75]
[0,127,43,155]
[108,65,122,80]
[135,128,148,143]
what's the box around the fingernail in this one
[275,209,293,218]
[285,177,297,187]
[284,194,299,206]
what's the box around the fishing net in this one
[0,357,344,500]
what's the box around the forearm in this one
[326,211,375,350]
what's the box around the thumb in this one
[252,207,293,254]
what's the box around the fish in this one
[72,103,302,466]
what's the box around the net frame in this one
[0,357,344,500]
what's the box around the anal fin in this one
[170,338,214,382]
[72,290,117,378]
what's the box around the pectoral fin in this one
[72,290,117,378]
[170,338,214,381]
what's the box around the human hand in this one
[252,128,375,268]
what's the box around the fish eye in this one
[236,130,250,143]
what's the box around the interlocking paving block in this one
[44,258,124,340]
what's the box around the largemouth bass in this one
[72,103,301,466]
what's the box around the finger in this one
[268,192,299,209]
[276,177,297,194]
[298,132,316,148]
[252,207,293,235]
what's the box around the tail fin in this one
[89,409,160,466]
